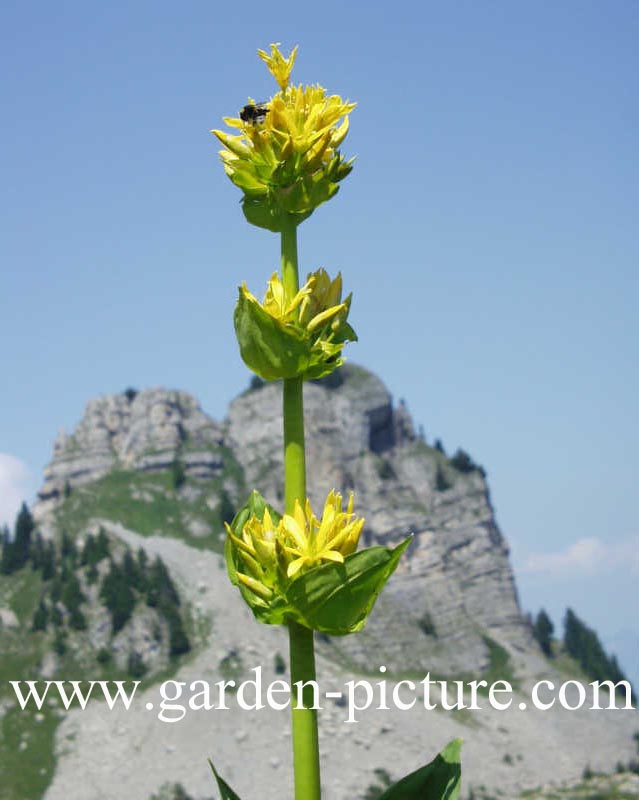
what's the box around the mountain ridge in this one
[35,364,530,677]
[7,362,635,800]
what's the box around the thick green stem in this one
[289,621,321,800]
[281,212,300,304]
[281,213,321,800]
[283,377,306,514]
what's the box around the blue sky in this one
[1,1,637,683]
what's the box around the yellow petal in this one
[226,524,257,558]
[320,550,344,564]
[262,506,273,531]
[306,303,346,333]
[257,43,298,90]
[220,116,245,130]
[282,514,308,551]
[293,499,307,534]
[252,536,276,566]
[212,130,252,158]
[237,572,273,601]
[287,558,306,578]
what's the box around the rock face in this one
[36,389,225,517]
[31,366,639,800]
[225,366,531,674]
[36,366,532,675]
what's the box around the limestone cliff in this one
[36,389,226,512]
[36,364,533,676]
[29,365,638,800]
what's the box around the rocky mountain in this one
[2,363,634,800]
[36,388,232,515]
[35,366,528,678]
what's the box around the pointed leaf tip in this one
[208,759,243,800]
[376,738,462,800]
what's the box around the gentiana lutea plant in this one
[210,43,462,800]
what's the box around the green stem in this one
[289,620,321,799]
[281,213,321,800]
[281,212,300,304]
[283,377,306,514]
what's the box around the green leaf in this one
[285,537,412,635]
[333,321,358,344]
[208,759,243,800]
[242,197,283,232]
[302,353,346,381]
[241,196,312,232]
[377,739,462,800]
[245,590,293,626]
[234,288,313,380]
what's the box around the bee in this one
[239,102,269,125]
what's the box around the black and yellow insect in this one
[239,103,269,125]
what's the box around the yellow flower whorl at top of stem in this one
[211,43,355,231]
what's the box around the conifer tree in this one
[30,533,45,571]
[95,528,110,561]
[61,573,85,614]
[533,609,554,657]
[0,503,35,574]
[435,463,452,492]
[564,608,628,684]
[81,533,96,566]
[69,607,87,631]
[101,560,135,633]
[171,459,186,490]
[14,503,35,567]
[51,605,63,627]
[163,603,191,657]
[32,598,49,632]
[146,557,180,609]
[0,534,12,575]
[41,542,56,581]
[60,531,77,564]
[136,547,149,592]
[53,629,67,656]
[122,549,142,590]
[86,562,99,585]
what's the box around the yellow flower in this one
[234,269,357,381]
[225,506,280,601]
[281,491,364,578]
[260,272,313,324]
[224,489,410,633]
[257,42,298,90]
[298,269,348,332]
[226,491,364,603]
[212,44,355,230]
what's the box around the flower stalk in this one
[281,214,321,800]
[212,44,456,800]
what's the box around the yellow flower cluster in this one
[225,491,364,603]
[212,44,355,230]
[235,268,356,381]
[250,269,350,333]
